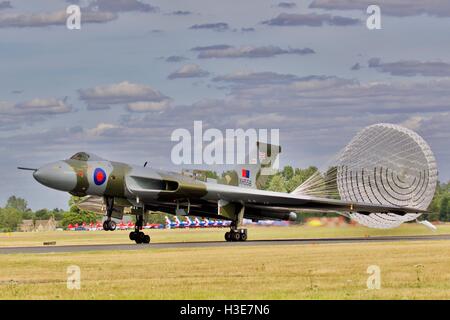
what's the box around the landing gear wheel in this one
[135,232,146,244]
[225,232,231,242]
[143,235,150,244]
[109,220,116,231]
[103,220,109,231]
[240,233,247,241]
[233,232,241,242]
[129,231,136,241]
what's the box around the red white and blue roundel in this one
[93,168,107,186]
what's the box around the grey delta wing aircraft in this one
[19,124,438,244]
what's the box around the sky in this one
[1,0,450,210]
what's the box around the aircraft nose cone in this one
[33,161,77,192]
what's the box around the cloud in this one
[277,2,297,9]
[213,71,305,85]
[0,98,72,131]
[262,13,360,26]
[1,98,72,116]
[399,116,427,130]
[191,45,315,59]
[0,1,12,10]
[0,9,117,28]
[240,27,255,32]
[165,55,188,63]
[168,64,210,80]
[87,0,158,13]
[78,81,170,110]
[85,122,120,136]
[351,63,361,71]
[191,44,232,51]
[126,100,171,112]
[189,22,229,31]
[309,0,450,17]
[171,10,192,15]
[368,58,450,77]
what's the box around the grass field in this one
[1,224,450,299]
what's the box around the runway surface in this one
[1,234,450,254]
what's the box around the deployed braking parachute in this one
[294,124,438,229]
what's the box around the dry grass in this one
[1,224,449,300]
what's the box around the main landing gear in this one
[225,229,247,242]
[129,213,150,244]
[224,204,247,242]
[103,196,116,231]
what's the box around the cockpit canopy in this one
[69,152,104,162]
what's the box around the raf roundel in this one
[93,168,107,186]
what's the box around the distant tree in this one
[60,196,98,227]
[5,196,28,212]
[0,208,23,232]
[145,212,166,224]
[439,196,449,222]
[61,210,97,227]
[281,166,294,181]
[267,175,287,192]
[35,209,50,220]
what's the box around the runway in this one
[1,234,450,254]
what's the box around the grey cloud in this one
[277,2,297,9]
[351,63,361,71]
[78,81,170,110]
[213,71,322,86]
[1,98,72,116]
[171,10,192,15]
[87,0,158,13]
[189,22,229,31]
[0,9,117,28]
[262,13,360,26]
[0,1,12,10]
[241,27,255,32]
[191,44,232,51]
[0,98,72,130]
[165,55,188,63]
[310,0,450,17]
[368,58,450,77]
[192,45,315,59]
[168,64,210,80]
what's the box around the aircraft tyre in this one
[225,230,247,242]
[103,220,116,231]
[133,232,150,244]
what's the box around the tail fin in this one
[219,141,281,189]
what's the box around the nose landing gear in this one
[103,196,116,231]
